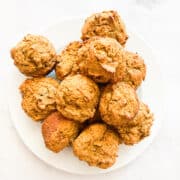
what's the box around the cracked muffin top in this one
[56,74,100,123]
[114,51,146,89]
[81,10,128,46]
[73,123,120,169]
[42,112,80,153]
[99,82,139,126]
[78,37,125,83]
[117,102,153,145]
[55,41,83,80]
[20,77,60,121]
[11,34,56,77]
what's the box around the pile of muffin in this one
[11,10,153,169]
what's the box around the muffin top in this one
[42,112,80,152]
[117,102,153,145]
[20,77,59,121]
[78,37,125,83]
[56,74,100,122]
[11,34,56,77]
[114,51,146,89]
[99,82,139,126]
[81,10,128,46]
[55,41,83,80]
[73,123,120,169]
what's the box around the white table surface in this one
[0,0,180,179]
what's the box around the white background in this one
[0,0,180,179]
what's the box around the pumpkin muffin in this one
[11,34,56,77]
[55,41,83,80]
[117,102,153,145]
[20,77,59,121]
[78,37,125,83]
[73,123,120,169]
[99,82,139,126]
[114,51,146,89]
[42,112,80,153]
[56,74,100,122]
[81,10,128,46]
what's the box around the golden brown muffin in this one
[56,74,100,123]
[117,102,153,145]
[55,41,83,80]
[42,112,80,153]
[73,123,120,169]
[81,10,128,46]
[20,77,59,121]
[78,37,125,83]
[99,82,139,126]
[11,34,56,77]
[114,51,146,89]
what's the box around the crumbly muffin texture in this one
[99,82,139,126]
[56,74,100,123]
[20,77,59,121]
[114,51,146,89]
[73,123,120,169]
[11,34,56,77]
[55,41,83,80]
[42,112,80,153]
[117,102,153,145]
[78,37,125,83]
[81,10,128,46]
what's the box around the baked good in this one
[114,51,146,88]
[20,77,59,121]
[99,82,139,126]
[78,37,125,83]
[118,102,153,145]
[55,41,83,80]
[73,123,120,169]
[56,74,100,122]
[42,112,80,152]
[81,10,128,46]
[11,34,56,77]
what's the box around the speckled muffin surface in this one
[114,51,146,88]
[55,41,83,80]
[11,34,56,77]
[20,77,59,121]
[42,112,80,153]
[78,37,125,83]
[81,10,128,46]
[99,82,139,126]
[56,74,100,122]
[117,102,153,145]
[73,123,120,169]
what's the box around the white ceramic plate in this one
[8,18,164,175]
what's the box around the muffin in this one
[114,51,146,88]
[42,112,80,153]
[118,102,153,145]
[73,123,120,169]
[20,77,59,121]
[56,74,100,122]
[11,34,56,77]
[99,82,139,126]
[55,41,83,80]
[81,10,128,46]
[78,37,125,83]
